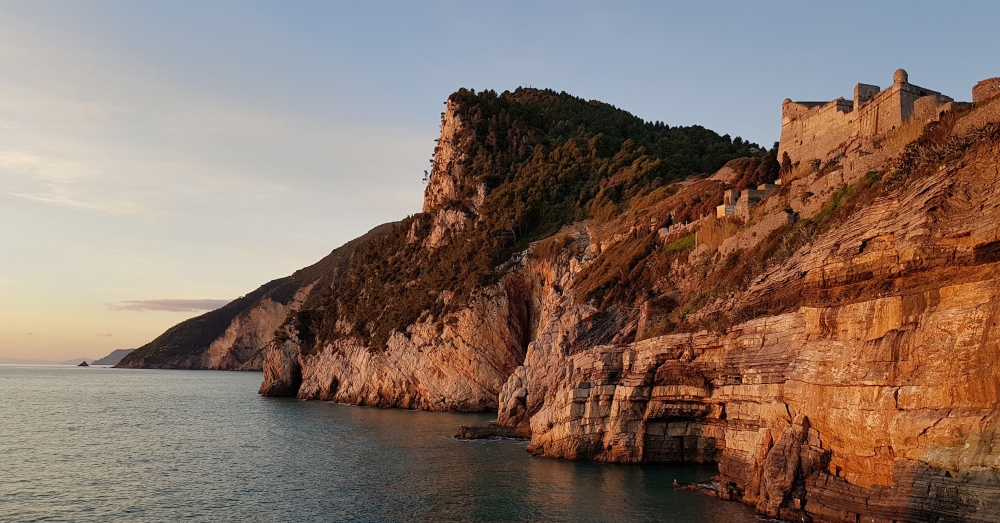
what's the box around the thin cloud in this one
[97,333,113,337]
[107,299,230,312]
[8,191,148,215]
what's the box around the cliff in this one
[258,85,1000,521]
[131,79,1000,521]
[116,223,393,370]
[257,87,760,408]
[496,99,1000,521]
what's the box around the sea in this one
[0,365,766,522]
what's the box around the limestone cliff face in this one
[204,287,313,371]
[497,133,1000,521]
[251,87,1000,521]
[260,278,530,410]
[419,99,488,250]
[422,98,486,216]
[257,95,530,405]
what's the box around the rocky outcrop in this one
[259,277,532,411]
[455,422,527,439]
[499,138,1000,521]
[422,98,485,216]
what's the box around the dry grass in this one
[530,233,580,262]
[696,215,741,251]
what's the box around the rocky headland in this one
[116,223,393,370]
[126,76,1000,521]
[91,349,134,366]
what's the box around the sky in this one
[2,1,998,361]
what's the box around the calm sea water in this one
[0,365,764,522]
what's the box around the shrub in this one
[666,234,696,252]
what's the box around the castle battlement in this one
[778,69,964,169]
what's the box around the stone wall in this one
[718,211,795,257]
[953,94,1000,137]
[779,70,955,168]
[779,99,856,167]
[973,77,1000,104]
[852,83,879,110]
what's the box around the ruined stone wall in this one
[912,95,944,123]
[718,210,794,257]
[953,94,1000,137]
[733,188,766,222]
[972,77,1000,104]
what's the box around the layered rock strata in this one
[498,141,1000,522]
[251,85,1000,522]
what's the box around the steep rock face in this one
[257,97,528,405]
[421,99,485,250]
[204,288,312,371]
[252,86,1000,521]
[257,86,759,404]
[117,224,392,370]
[423,98,485,215]
[259,277,531,410]
[502,140,1000,521]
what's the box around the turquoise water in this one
[0,365,763,522]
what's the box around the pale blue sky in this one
[2,1,998,360]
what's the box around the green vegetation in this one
[666,234,696,252]
[298,87,763,352]
[447,87,764,240]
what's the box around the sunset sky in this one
[2,0,998,361]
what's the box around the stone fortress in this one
[778,69,969,168]
[708,70,1000,256]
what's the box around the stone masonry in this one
[717,183,781,221]
[778,69,960,168]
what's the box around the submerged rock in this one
[454,423,528,440]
